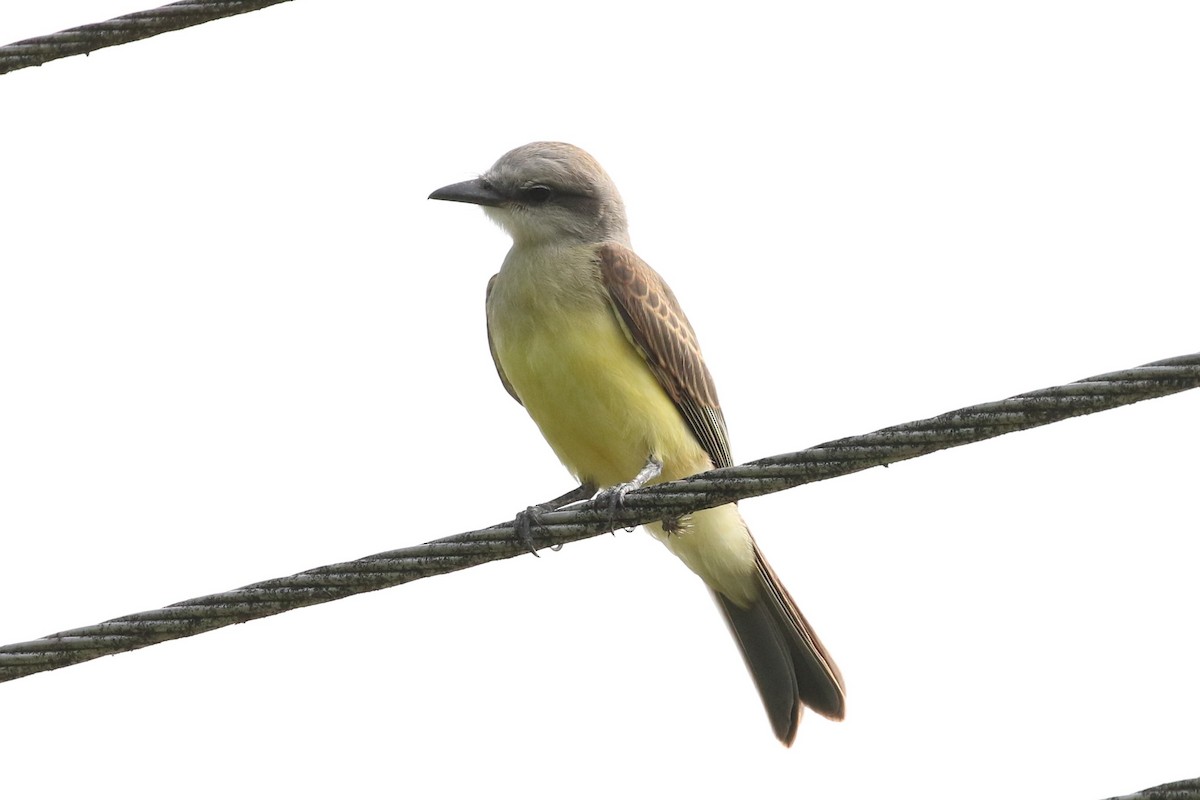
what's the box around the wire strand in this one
[1101,777,1200,800]
[1,352,1196,682]
[0,0,291,75]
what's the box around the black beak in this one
[428,178,507,207]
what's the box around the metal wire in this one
[1101,777,1200,800]
[1,352,1196,682]
[0,0,291,75]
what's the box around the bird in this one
[429,142,844,745]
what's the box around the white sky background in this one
[1,2,1198,797]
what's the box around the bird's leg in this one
[538,483,599,511]
[514,483,597,556]
[594,456,663,528]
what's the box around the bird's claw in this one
[592,480,641,533]
[512,484,595,556]
[590,457,664,533]
[513,505,546,556]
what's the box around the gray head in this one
[429,142,630,247]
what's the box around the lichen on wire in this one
[0,0,292,75]
[1,352,1196,683]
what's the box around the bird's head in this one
[430,141,629,247]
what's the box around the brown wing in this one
[596,242,733,469]
[485,273,522,405]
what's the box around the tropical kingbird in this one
[430,142,845,744]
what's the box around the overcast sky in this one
[2,3,1198,798]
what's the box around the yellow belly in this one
[493,302,709,488]
[492,302,756,603]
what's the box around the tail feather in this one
[713,541,845,745]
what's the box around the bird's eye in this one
[521,185,553,204]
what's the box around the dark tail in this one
[712,541,845,745]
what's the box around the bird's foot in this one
[593,457,663,532]
[514,505,549,556]
[512,483,597,556]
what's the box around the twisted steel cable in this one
[1101,777,1200,800]
[1,352,1196,683]
[0,0,291,75]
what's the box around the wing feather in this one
[596,243,733,468]
[485,273,522,405]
